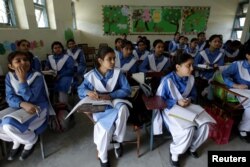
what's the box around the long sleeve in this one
[5,74,46,108]
[77,78,94,99]
[222,62,238,88]
[109,73,131,99]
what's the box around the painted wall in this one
[0,0,81,73]
[0,0,239,73]
[75,0,238,48]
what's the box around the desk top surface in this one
[142,95,167,110]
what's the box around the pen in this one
[94,89,99,99]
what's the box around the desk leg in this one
[150,110,156,151]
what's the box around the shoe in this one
[19,147,35,161]
[7,148,19,161]
[99,159,111,167]
[114,143,123,159]
[169,152,180,167]
[239,132,250,143]
[188,150,199,159]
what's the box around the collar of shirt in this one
[243,60,250,69]
[53,53,65,60]
[94,68,114,80]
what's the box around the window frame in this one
[0,0,17,27]
[71,1,77,30]
[33,0,49,28]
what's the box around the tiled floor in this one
[1,112,249,167]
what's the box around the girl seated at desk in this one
[78,46,131,167]
[133,40,150,61]
[222,47,250,143]
[45,41,74,104]
[153,53,213,167]
[139,39,170,73]
[0,51,49,161]
[115,40,137,74]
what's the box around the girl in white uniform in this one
[78,47,131,167]
[0,51,49,161]
[153,53,212,167]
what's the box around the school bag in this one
[48,103,75,132]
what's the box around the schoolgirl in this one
[168,32,180,53]
[115,40,137,74]
[169,36,187,56]
[222,47,250,143]
[185,38,199,58]
[139,39,170,72]
[194,34,225,81]
[78,47,131,167]
[0,51,49,160]
[45,41,74,104]
[132,40,150,61]
[153,53,212,167]
[17,39,41,71]
[66,39,87,87]
[196,32,206,51]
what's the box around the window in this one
[33,0,49,28]
[231,0,249,40]
[0,0,16,27]
[71,1,77,29]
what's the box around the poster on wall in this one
[181,7,210,34]
[102,5,130,35]
[130,6,181,34]
[102,5,210,35]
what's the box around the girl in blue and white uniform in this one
[139,39,170,72]
[132,40,150,61]
[78,47,131,167]
[17,39,41,72]
[67,39,87,87]
[45,41,74,104]
[115,40,137,74]
[0,51,50,161]
[185,38,199,58]
[169,36,187,56]
[194,34,225,81]
[222,47,250,143]
[168,32,180,53]
[153,53,212,167]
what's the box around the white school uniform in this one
[153,73,210,159]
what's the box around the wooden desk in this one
[142,95,167,151]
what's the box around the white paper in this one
[131,72,145,84]
[1,108,35,123]
[229,89,250,98]
[197,64,213,70]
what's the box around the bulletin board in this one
[103,6,130,35]
[182,7,210,34]
[102,5,210,35]
[131,7,181,34]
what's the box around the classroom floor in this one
[1,111,250,167]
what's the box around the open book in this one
[197,64,213,70]
[0,107,36,124]
[168,104,216,129]
[65,96,132,119]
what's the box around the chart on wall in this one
[131,7,181,34]
[102,5,210,35]
[181,7,210,34]
[103,5,130,35]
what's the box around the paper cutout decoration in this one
[64,28,74,41]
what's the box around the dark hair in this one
[174,32,180,36]
[190,38,198,43]
[197,32,205,37]
[17,39,30,47]
[231,40,242,48]
[95,46,115,68]
[169,52,193,72]
[66,39,75,45]
[51,41,64,54]
[179,36,185,41]
[208,34,222,43]
[153,39,164,48]
[115,38,123,44]
[8,51,31,72]
[137,40,146,46]
[121,40,133,49]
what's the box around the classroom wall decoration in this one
[103,5,130,35]
[102,5,210,35]
[181,7,210,34]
